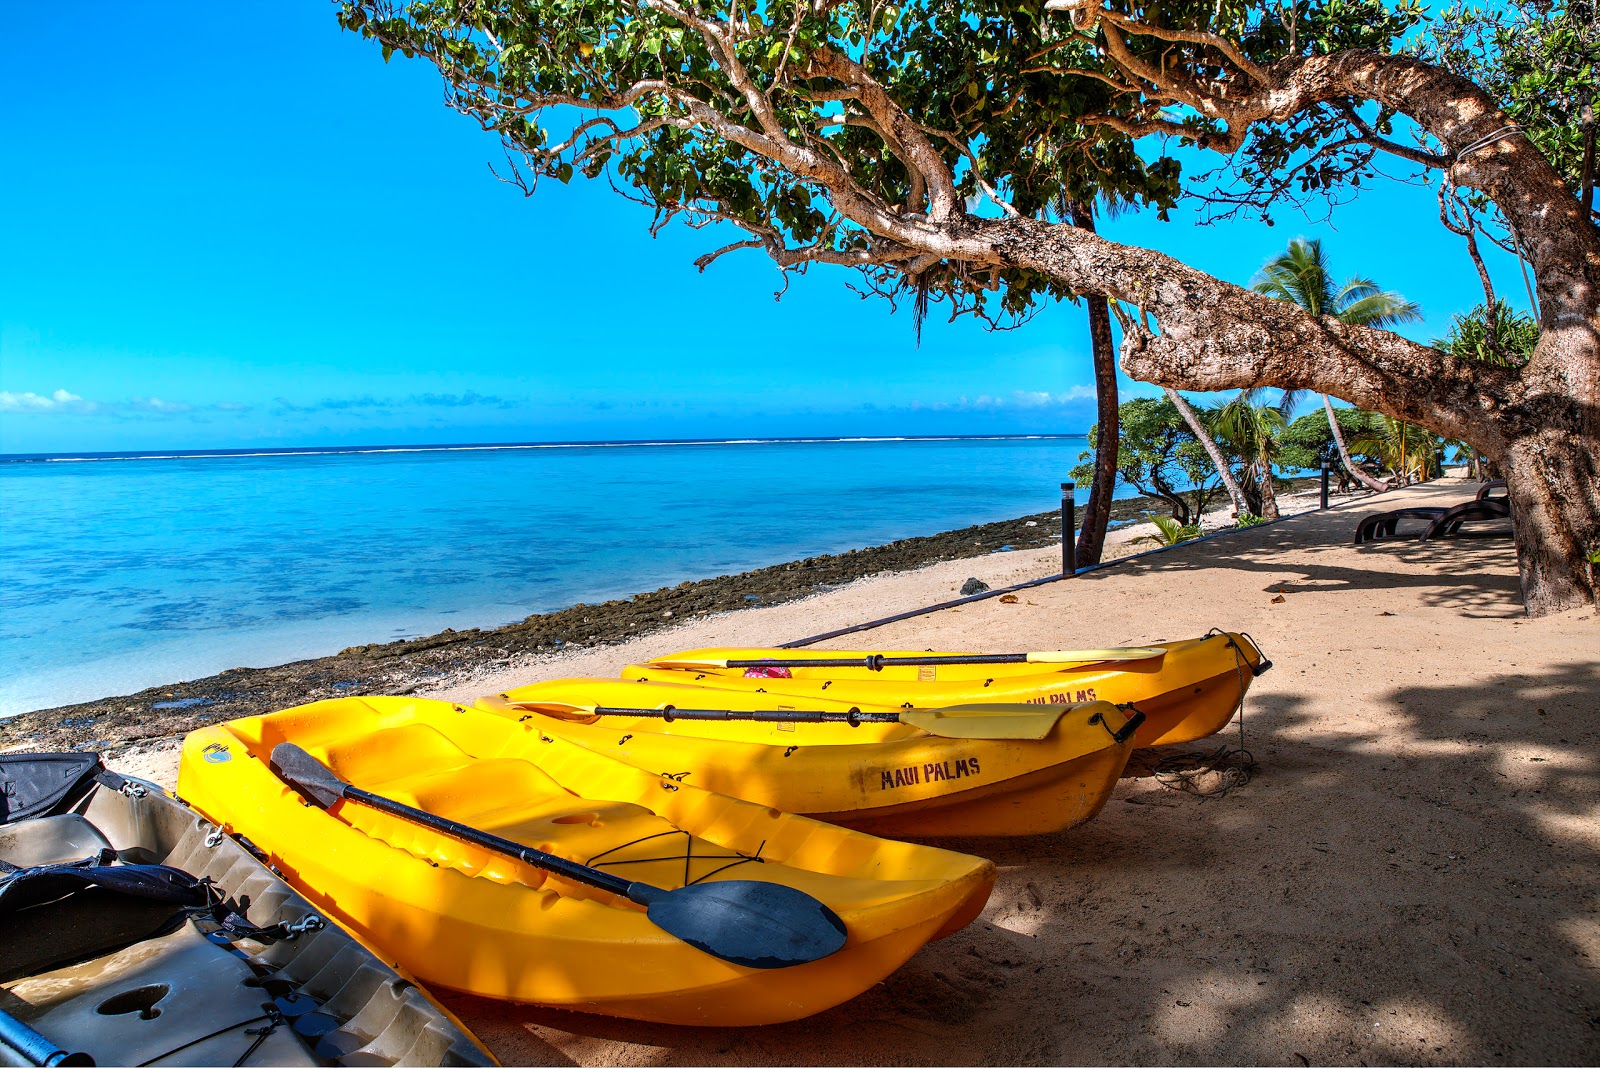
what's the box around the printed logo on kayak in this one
[880,756,981,790]
[1026,687,1097,705]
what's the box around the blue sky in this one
[0,3,1532,455]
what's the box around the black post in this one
[1061,481,1077,576]
[1320,459,1332,510]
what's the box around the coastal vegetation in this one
[1071,397,1224,526]
[1210,387,1294,521]
[1133,512,1202,547]
[1278,407,1385,485]
[338,0,1600,614]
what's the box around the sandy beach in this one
[73,475,1597,1064]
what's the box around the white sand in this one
[110,478,1599,1064]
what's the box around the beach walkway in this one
[119,478,1599,1064]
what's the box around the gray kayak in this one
[0,755,496,1067]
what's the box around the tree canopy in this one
[1071,396,1224,525]
[341,0,1427,321]
[338,0,1600,613]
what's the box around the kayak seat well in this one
[290,720,959,914]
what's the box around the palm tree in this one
[1133,513,1202,547]
[1211,388,1293,519]
[1350,416,1441,486]
[1252,239,1423,494]
[1163,387,1250,519]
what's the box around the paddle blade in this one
[900,703,1074,740]
[479,695,599,721]
[270,743,347,809]
[643,880,847,969]
[1025,647,1165,664]
[644,657,728,670]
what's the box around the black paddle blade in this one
[643,880,848,969]
[269,743,348,809]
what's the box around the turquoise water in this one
[0,436,1132,716]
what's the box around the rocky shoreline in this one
[0,484,1319,754]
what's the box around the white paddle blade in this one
[478,695,600,721]
[1025,647,1166,664]
[643,657,730,670]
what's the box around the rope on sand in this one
[1151,629,1259,798]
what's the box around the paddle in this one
[482,696,1145,743]
[268,743,847,970]
[646,647,1166,671]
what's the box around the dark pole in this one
[1320,459,1331,510]
[1061,481,1077,576]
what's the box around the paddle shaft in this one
[716,653,1041,670]
[0,1005,92,1067]
[591,704,895,726]
[337,781,637,899]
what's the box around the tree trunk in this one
[1164,387,1248,519]
[1075,290,1119,565]
[1071,205,1118,566]
[1323,394,1387,493]
[1504,429,1600,615]
[1257,454,1281,520]
[1147,472,1193,525]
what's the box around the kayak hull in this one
[177,697,995,1026]
[624,632,1266,749]
[0,761,494,1067]
[479,679,1137,838]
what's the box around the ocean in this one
[0,434,1148,716]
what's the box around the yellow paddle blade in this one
[478,695,600,721]
[1024,647,1165,664]
[899,702,1112,740]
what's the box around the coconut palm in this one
[1210,388,1293,519]
[1350,416,1441,486]
[1252,239,1423,494]
[1163,387,1250,519]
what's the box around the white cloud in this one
[0,388,98,414]
[911,387,1099,412]
[128,397,192,414]
[0,389,231,418]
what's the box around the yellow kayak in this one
[622,632,1269,749]
[478,679,1141,837]
[176,696,995,1026]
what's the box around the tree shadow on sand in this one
[445,659,1599,1066]
[1089,510,1526,617]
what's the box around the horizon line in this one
[1,431,1091,465]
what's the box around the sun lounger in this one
[1353,507,1448,544]
[1420,497,1511,539]
[1354,491,1512,545]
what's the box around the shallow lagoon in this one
[1,435,1135,714]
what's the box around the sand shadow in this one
[445,661,1599,1065]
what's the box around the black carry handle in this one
[1089,705,1147,745]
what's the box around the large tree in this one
[340,0,1600,614]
